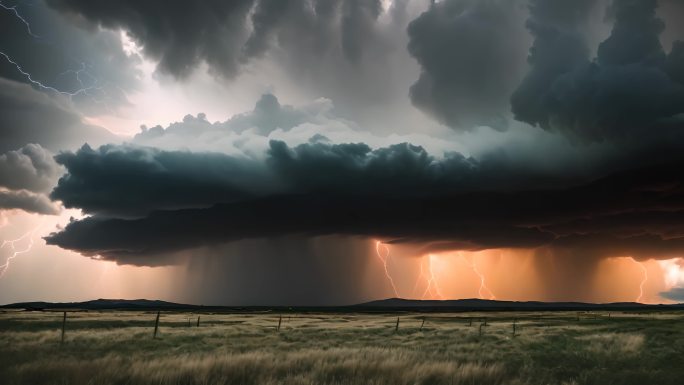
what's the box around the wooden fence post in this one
[197,315,200,327]
[277,315,282,332]
[61,311,67,344]
[512,319,516,336]
[395,317,400,332]
[420,317,425,331]
[153,311,160,339]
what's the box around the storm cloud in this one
[47,0,392,78]
[512,0,684,143]
[50,140,481,217]
[3,0,684,306]
[46,137,684,264]
[44,0,427,131]
[407,0,529,129]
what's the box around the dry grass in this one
[1,310,683,384]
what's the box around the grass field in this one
[1,310,683,384]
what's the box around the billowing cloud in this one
[47,0,254,78]
[46,138,684,264]
[50,143,273,216]
[512,0,684,143]
[0,144,61,194]
[47,0,391,79]
[0,144,61,215]
[50,140,480,217]
[135,93,320,142]
[0,189,59,215]
[131,93,460,159]
[407,0,529,129]
[3,0,684,306]
[45,0,426,133]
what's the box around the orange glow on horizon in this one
[371,241,684,304]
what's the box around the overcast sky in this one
[2,0,684,305]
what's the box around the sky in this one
[1,0,684,306]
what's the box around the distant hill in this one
[0,299,199,311]
[357,298,684,311]
[2,298,683,312]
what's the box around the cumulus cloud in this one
[512,0,684,143]
[0,189,59,215]
[407,0,530,129]
[131,93,460,157]
[0,144,61,215]
[0,144,62,193]
[135,93,323,143]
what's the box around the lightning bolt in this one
[375,241,400,298]
[0,2,115,111]
[0,51,108,101]
[420,254,444,300]
[458,253,496,300]
[408,254,445,300]
[631,258,648,303]
[1,1,40,38]
[0,224,41,278]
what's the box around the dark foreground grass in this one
[1,310,683,384]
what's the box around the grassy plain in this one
[1,310,683,384]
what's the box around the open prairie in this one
[1,310,683,385]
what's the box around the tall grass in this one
[1,310,682,385]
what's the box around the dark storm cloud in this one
[407,0,529,130]
[510,0,596,128]
[0,0,140,114]
[0,78,118,153]
[339,0,383,63]
[47,0,254,78]
[26,0,684,275]
[47,0,387,78]
[50,143,274,216]
[46,0,420,128]
[512,0,684,143]
[46,137,684,263]
[50,140,483,216]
